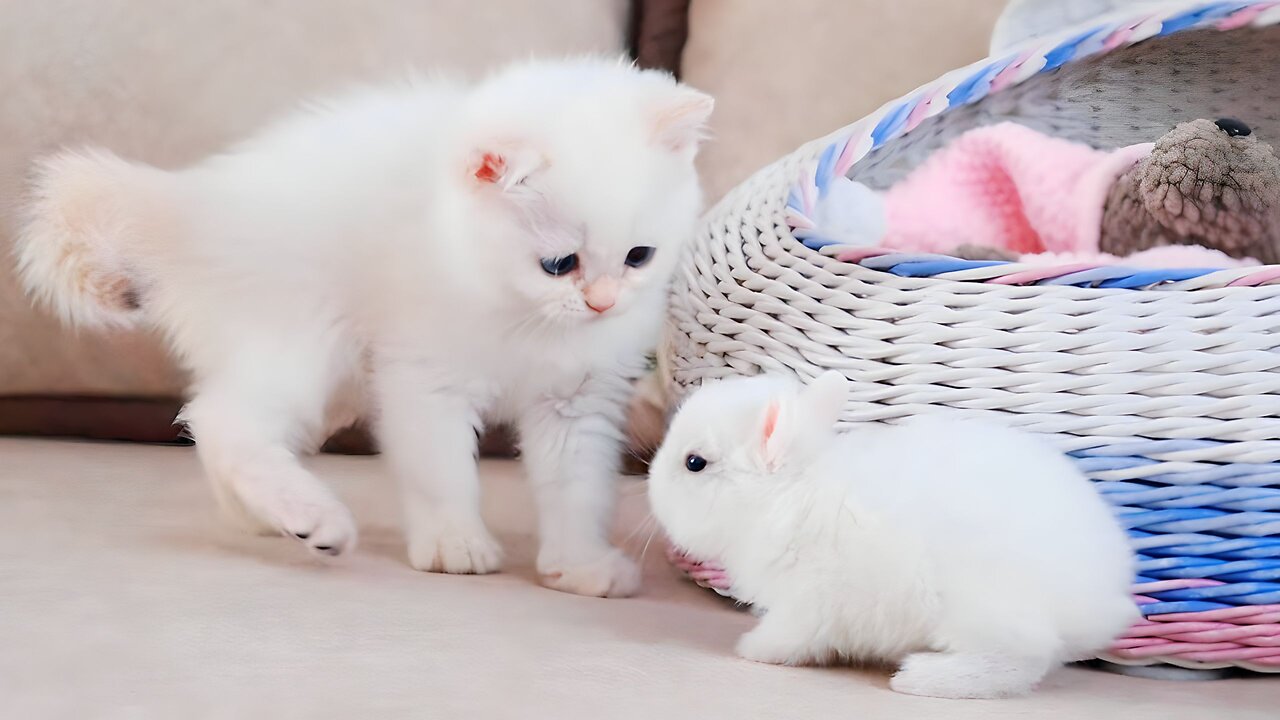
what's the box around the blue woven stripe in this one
[1097,268,1218,288]
[1075,439,1220,456]
[1099,482,1280,511]
[1074,456,1156,473]
[1139,600,1232,615]
[1042,26,1105,71]
[1116,507,1280,536]
[1146,582,1280,604]
[814,142,839,197]
[882,259,1007,277]
[800,236,843,250]
[1071,449,1280,488]
[1129,531,1280,559]
[1137,466,1280,489]
[1137,555,1280,582]
[858,253,954,269]
[946,57,1015,108]
[1159,2,1250,35]
[871,100,915,148]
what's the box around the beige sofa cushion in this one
[0,0,628,397]
[682,0,1008,203]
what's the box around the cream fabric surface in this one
[0,0,628,396]
[682,0,1008,203]
[0,438,1274,718]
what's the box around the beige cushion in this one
[4,437,1275,716]
[682,0,1008,203]
[0,0,628,396]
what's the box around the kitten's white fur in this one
[16,57,713,597]
[648,372,1137,697]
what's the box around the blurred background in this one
[0,0,1004,448]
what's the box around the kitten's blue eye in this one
[540,254,578,276]
[624,246,656,268]
[685,454,708,473]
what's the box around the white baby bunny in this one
[648,371,1137,699]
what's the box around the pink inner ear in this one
[762,402,780,443]
[474,152,505,184]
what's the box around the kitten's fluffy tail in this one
[15,148,176,328]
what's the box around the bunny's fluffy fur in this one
[649,372,1136,698]
[17,58,712,597]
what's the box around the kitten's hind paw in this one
[407,519,503,574]
[891,651,1051,699]
[538,546,640,598]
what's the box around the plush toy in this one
[1099,118,1280,264]
[826,119,1279,267]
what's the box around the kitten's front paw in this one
[538,547,640,598]
[280,496,358,557]
[407,520,503,574]
[216,470,358,556]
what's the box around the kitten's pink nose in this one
[583,277,619,314]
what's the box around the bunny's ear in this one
[757,372,848,471]
[758,396,794,472]
[800,370,849,429]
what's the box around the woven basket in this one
[663,0,1280,673]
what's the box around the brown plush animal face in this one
[1101,118,1280,263]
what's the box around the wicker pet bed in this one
[663,0,1280,672]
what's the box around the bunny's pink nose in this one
[583,277,618,313]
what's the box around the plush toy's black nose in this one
[1215,118,1252,137]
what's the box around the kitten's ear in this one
[467,143,546,192]
[801,371,849,430]
[651,88,715,153]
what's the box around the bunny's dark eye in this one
[624,246,656,268]
[685,454,708,473]
[540,254,579,276]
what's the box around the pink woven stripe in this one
[903,89,943,133]
[834,247,892,263]
[987,262,1101,285]
[800,172,818,216]
[1174,648,1280,665]
[1107,601,1280,665]
[989,49,1036,93]
[785,209,815,230]
[1110,645,1280,665]
[1151,605,1280,624]
[1125,624,1280,645]
[1227,266,1280,286]
[1217,1,1280,29]
[1112,639,1242,653]
[1127,620,1280,638]
[833,122,870,176]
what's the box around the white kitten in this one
[17,57,713,597]
[648,372,1137,697]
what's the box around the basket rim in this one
[782,0,1280,292]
